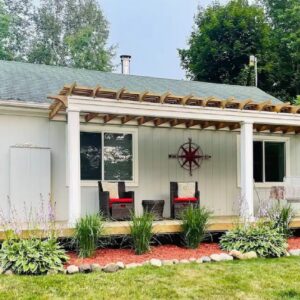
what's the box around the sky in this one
[100,0,227,79]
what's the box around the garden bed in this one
[66,236,300,266]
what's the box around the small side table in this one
[142,200,165,220]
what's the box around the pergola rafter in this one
[47,84,300,134]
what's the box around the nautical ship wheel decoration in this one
[169,138,211,176]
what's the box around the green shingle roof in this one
[0,60,282,104]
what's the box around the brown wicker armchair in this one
[170,181,199,219]
[98,181,134,220]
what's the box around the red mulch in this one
[66,237,300,267]
[66,243,223,267]
[288,237,300,250]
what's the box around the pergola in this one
[48,83,300,224]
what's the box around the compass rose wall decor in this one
[168,138,211,176]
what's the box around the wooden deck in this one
[1,215,300,240]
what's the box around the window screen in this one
[253,141,263,182]
[104,133,133,181]
[80,132,102,180]
[265,142,285,182]
[252,140,285,183]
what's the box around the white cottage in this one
[1,60,300,232]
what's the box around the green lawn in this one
[1,257,300,300]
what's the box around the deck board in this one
[0,215,299,240]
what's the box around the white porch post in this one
[67,108,81,224]
[240,121,254,220]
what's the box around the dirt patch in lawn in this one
[66,237,300,267]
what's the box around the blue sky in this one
[100,0,227,79]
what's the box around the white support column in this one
[67,108,81,224]
[240,121,254,220]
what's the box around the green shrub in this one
[130,213,153,255]
[268,203,294,237]
[0,238,68,275]
[220,222,288,257]
[181,206,211,249]
[74,214,104,258]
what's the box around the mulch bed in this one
[66,237,300,267]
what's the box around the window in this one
[253,141,285,183]
[80,130,135,183]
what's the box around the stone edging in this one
[65,250,259,275]
[3,249,298,275]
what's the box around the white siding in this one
[1,112,300,221]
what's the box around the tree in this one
[0,1,11,60]
[261,0,300,101]
[28,0,114,71]
[179,0,271,86]
[3,0,33,60]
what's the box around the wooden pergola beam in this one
[121,115,136,124]
[137,116,154,125]
[201,121,213,129]
[85,113,99,122]
[255,124,268,132]
[239,99,252,109]
[49,102,63,120]
[257,100,272,111]
[270,125,283,133]
[186,120,202,128]
[116,87,126,99]
[160,92,171,103]
[229,123,240,131]
[215,122,228,130]
[154,118,169,126]
[103,114,117,123]
[282,126,295,134]
[92,85,101,98]
[169,119,186,127]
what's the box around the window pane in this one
[253,141,263,182]
[104,133,133,181]
[80,132,102,180]
[265,142,285,182]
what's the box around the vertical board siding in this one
[2,112,300,221]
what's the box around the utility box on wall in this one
[9,145,51,221]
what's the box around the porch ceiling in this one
[48,83,300,134]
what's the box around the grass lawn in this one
[1,257,300,300]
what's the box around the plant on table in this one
[220,221,288,257]
[130,212,153,255]
[74,214,104,258]
[181,206,211,249]
[0,237,68,275]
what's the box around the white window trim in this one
[237,134,290,188]
[67,124,138,187]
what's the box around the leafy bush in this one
[268,203,294,237]
[130,213,153,255]
[0,238,68,275]
[220,222,288,257]
[181,206,211,249]
[74,214,104,258]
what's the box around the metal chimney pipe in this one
[120,55,131,75]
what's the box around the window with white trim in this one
[80,131,134,182]
[253,140,286,183]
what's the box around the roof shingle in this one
[0,60,282,104]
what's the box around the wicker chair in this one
[98,181,134,220]
[170,181,199,219]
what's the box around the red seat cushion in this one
[174,197,197,202]
[109,198,133,208]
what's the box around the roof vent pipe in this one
[120,55,131,75]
